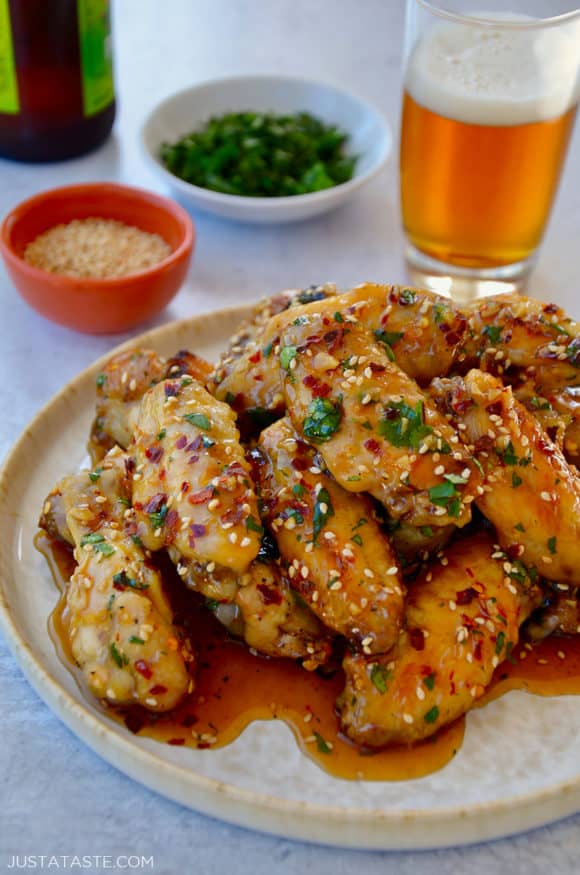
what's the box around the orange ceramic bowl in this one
[0,182,195,334]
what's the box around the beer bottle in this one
[0,0,115,162]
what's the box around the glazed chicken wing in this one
[39,447,190,711]
[131,375,261,578]
[339,532,541,747]
[278,313,481,528]
[89,347,213,461]
[210,284,337,434]
[234,560,332,669]
[432,369,580,584]
[461,293,580,390]
[254,417,405,653]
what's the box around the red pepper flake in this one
[150,684,168,695]
[135,660,153,679]
[369,362,386,373]
[249,350,261,364]
[291,457,309,471]
[145,445,164,463]
[474,639,483,661]
[165,509,179,543]
[257,584,283,606]
[144,492,167,514]
[188,486,214,505]
[168,738,186,746]
[408,628,425,651]
[364,438,381,455]
[181,481,190,494]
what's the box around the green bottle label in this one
[0,0,19,114]
[77,0,114,117]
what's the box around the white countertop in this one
[2,0,580,871]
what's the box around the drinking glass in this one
[400,0,580,302]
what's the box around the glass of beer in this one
[400,1,580,302]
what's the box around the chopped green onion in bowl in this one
[160,111,358,198]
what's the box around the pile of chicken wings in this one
[39,283,580,748]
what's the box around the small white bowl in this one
[140,74,392,224]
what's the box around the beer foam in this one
[405,11,580,125]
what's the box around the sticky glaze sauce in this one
[37,532,580,781]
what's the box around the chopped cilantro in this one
[495,631,506,656]
[80,533,105,546]
[96,373,106,388]
[157,428,166,441]
[313,488,334,543]
[482,325,502,344]
[423,673,436,691]
[352,518,368,531]
[370,663,391,694]
[374,330,404,362]
[433,303,447,325]
[112,571,149,591]
[129,635,145,645]
[400,289,416,305]
[183,413,212,431]
[514,522,525,533]
[420,526,434,538]
[530,396,551,411]
[351,533,363,546]
[303,397,342,443]
[89,467,102,483]
[333,311,344,323]
[149,503,168,531]
[292,483,306,498]
[205,599,220,612]
[548,536,557,554]
[110,642,127,668]
[313,731,332,754]
[444,473,467,485]
[502,441,518,465]
[263,342,273,358]
[246,516,264,535]
[377,399,432,450]
[280,345,298,370]
[428,481,461,517]
[512,472,522,488]
[424,705,439,724]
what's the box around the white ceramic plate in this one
[3,306,580,850]
[140,75,392,223]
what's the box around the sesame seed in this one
[361,636,373,647]
[207,498,220,511]
[240,537,251,548]
[323,531,336,540]
[387,566,398,576]
[361,394,372,405]
[557,650,566,660]
[305,542,314,552]
[540,491,551,502]
[434,465,445,476]
[94,495,107,504]
[448,600,456,611]
[312,591,319,602]
[301,566,309,579]
[363,568,374,579]
[310,466,322,475]
[303,713,312,723]
[416,686,425,701]
[206,561,215,573]
[402,713,414,724]
[229,532,238,544]
[285,517,297,530]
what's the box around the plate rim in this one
[2,304,580,850]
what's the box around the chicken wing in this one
[89,347,213,461]
[39,447,191,711]
[279,313,481,528]
[254,417,405,653]
[338,532,541,747]
[131,375,262,576]
[209,284,337,435]
[461,293,580,390]
[431,369,580,583]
